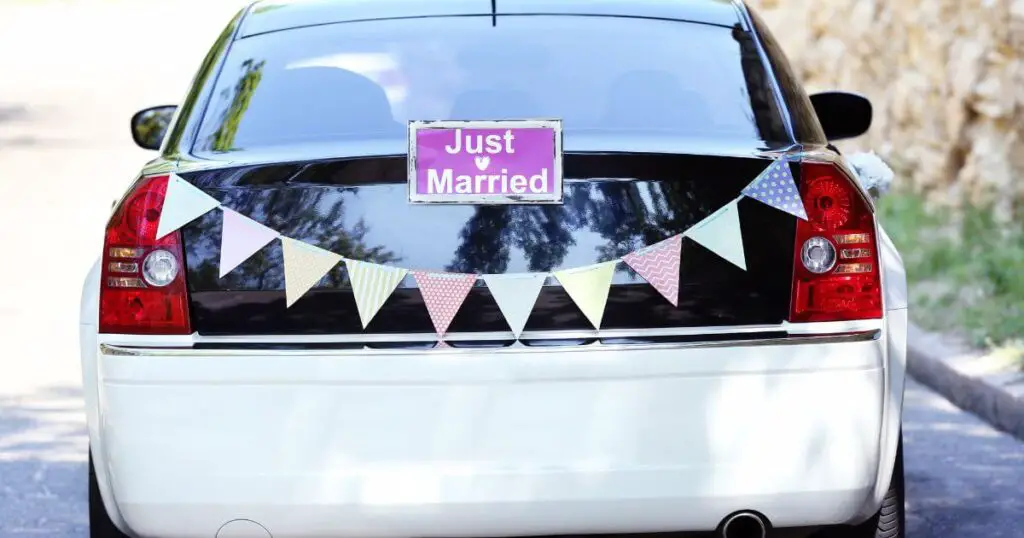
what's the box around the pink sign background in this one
[408,120,562,204]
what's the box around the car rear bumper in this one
[92,330,887,538]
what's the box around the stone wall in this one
[748,0,1023,219]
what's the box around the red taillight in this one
[99,174,192,334]
[789,161,883,323]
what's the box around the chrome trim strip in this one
[178,319,882,346]
[101,330,880,357]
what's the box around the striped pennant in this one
[345,259,408,328]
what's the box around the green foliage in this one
[252,2,288,14]
[877,194,1024,348]
[208,59,265,152]
[133,109,172,148]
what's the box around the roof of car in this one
[239,0,744,38]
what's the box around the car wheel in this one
[89,450,129,538]
[816,434,906,538]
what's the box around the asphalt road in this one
[1,2,1022,537]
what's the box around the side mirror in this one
[809,91,872,141]
[131,105,177,150]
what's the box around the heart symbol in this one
[474,156,490,171]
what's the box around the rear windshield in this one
[194,15,790,154]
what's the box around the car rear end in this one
[82,4,906,537]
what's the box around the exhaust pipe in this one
[719,511,768,538]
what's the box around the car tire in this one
[816,433,906,538]
[89,449,129,538]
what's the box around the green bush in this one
[877,194,1024,347]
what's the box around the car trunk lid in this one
[177,151,797,342]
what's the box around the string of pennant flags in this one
[155,157,808,345]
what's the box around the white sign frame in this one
[407,119,564,205]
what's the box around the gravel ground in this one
[0,2,1021,537]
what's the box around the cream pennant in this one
[281,237,343,307]
[156,173,222,240]
[219,209,280,278]
[622,234,683,306]
[412,271,477,340]
[481,273,548,338]
[346,259,408,328]
[553,261,617,329]
[685,199,746,270]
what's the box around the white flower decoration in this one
[846,151,894,195]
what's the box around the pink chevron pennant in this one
[412,271,478,343]
[621,234,683,306]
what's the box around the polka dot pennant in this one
[741,158,808,220]
[412,271,478,342]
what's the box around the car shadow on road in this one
[0,102,67,149]
[0,103,29,123]
[903,381,1024,538]
[0,102,37,149]
[0,384,89,537]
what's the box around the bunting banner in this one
[156,156,808,341]
[685,198,746,271]
[281,237,343,307]
[219,209,279,278]
[346,259,408,328]
[481,273,548,338]
[552,261,618,330]
[742,158,808,220]
[412,271,478,341]
[156,173,221,240]
[622,234,683,306]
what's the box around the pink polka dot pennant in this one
[412,271,478,345]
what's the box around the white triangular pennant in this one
[481,273,548,338]
[156,173,222,240]
[553,261,617,329]
[281,237,343,307]
[219,209,280,278]
[346,259,408,328]
[685,199,746,270]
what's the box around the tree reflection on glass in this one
[731,23,787,147]
[205,58,266,152]
[441,24,786,275]
[445,179,711,275]
[133,107,175,149]
[183,176,400,292]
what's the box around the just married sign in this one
[407,119,564,204]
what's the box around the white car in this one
[81,1,909,537]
